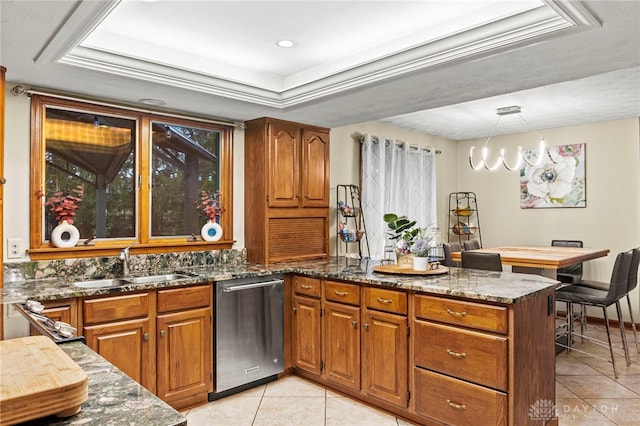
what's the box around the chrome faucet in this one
[119,246,132,277]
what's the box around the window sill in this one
[28,240,234,261]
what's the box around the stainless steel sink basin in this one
[73,278,129,288]
[125,273,193,284]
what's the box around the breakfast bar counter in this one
[1,257,559,306]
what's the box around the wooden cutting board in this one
[373,264,449,275]
[0,336,88,425]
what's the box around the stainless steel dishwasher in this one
[210,274,284,400]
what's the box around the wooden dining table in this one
[451,245,610,279]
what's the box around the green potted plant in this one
[383,213,420,268]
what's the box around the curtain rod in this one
[10,84,245,129]
[351,131,442,154]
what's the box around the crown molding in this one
[46,0,601,109]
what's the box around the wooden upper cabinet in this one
[268,121,300,208]
[301,129,330,207]
[244,117,330,263]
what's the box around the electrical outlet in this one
[7,238,23,259]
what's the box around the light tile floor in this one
[183,324,640,425]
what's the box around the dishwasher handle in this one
[221,279,284,292]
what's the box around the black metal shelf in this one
[448,192,483,247]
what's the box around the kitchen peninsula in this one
[2,254,560,426]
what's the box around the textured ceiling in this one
[1,0,639,140]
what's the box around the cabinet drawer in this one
[414,294,508,334]
[83,293,150,324]
[414,368,507,426]
[293,276,321,298]
[364,287,407,315]
[414,320,508,391]
[324,281,360,305]
[157,284,211,313]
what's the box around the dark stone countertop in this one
[17,341,186,426]
[2,257,558,306]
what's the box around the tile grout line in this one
[251,383,267,426]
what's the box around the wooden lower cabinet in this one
[84,318,152,390]
[292,294,322,375]
[157,307,211,408]
[323,301,360,390]
[82,292,154,392]
[412,291,557,425]
[291,277,556,426]
[362,307,408,408]
[81,284,213,410]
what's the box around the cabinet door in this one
[362,308,408,408]
[323,301,360,390]
[292,295,322,375]
[300,129,329,207]
[84,318,152,390]
[268,121,299,207]
[156,307,212,406]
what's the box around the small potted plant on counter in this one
[383,213,419,268]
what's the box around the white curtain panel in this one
[361,134,437,259]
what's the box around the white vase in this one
[413,256,429,271]
[201,220,223,242]
[51,220,80,248]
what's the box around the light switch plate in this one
[7,238,23,259]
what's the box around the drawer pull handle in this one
[300,284,312,289]
[446,399,466,410]
[446,308,467,317]
[376,297,393,304]
[446,349,467,359]
[334,290,348,296]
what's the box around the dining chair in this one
[573,247,640,354]
[461,251,502,271]
[462,240,481,250]
[555,250,633,379]
[443,242,462,267]
[551,240,584,284]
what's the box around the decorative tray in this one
[373,264,449,275]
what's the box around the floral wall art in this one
[520,143,586,208]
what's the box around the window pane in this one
[150,121,221,237]
[44,108,137,240]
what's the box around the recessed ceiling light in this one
[276,39,295,48]
[138,98,166,106]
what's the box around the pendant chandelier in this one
[469,106,550,171]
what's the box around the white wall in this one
[3,85,31,261]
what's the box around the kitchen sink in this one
[125,273,194,284]
[73,278,129,288]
